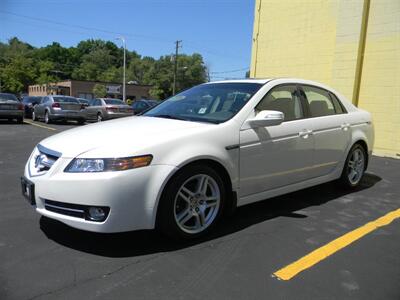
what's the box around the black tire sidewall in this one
[157,164,226,240]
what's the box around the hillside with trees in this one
[0,37,208,99]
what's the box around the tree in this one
[93,84,107,98]
[0,38,208,97]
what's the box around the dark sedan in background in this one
[131,99,160,115]
[0,93,24,123]
[22,96,42,118]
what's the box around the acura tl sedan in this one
[83,98,133,122]
[21,79,374,239]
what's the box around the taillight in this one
[52,102,61,108]
[18,103,24,110]
[127,108,133,112]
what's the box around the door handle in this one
[299,129,313,138]
[341,123,350,131]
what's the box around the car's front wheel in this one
[340,143,367,188]
[157,164,226,240]
[32,111,37,121]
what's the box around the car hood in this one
[39,116,212,158]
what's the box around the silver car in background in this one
[84,98,133,122]
[0,93,24,123]
[33,95,85,124]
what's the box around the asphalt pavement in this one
[0,119,399,300]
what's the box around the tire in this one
[97,113,103,122]
[157,164,226,240]
[32,111,37,121]
[339,143,367,188]
[17,117,23,124]
[44,111,51,124]
[77,119,85,125]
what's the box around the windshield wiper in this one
[151,114,187,121]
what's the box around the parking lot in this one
[0,120,399,300]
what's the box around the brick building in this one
[28,80,152,101]
[250,0,400,157]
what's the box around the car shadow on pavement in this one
[40,172,381,258]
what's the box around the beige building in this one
[29,80,152,101]
[250,0,400,158]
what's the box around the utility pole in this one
[172,40,182,95]
[116,36,126,102]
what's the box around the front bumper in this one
[24,155,177,233]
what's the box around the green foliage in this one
[92,83,107,98]
[0,37,207,98]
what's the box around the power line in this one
[210,67,249,74]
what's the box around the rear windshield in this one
[53,97,79,103]
[0,93,18,101]
[105,99,124,105]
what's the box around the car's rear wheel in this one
[97,113,103,122]
[17,117,23,124]
[157,164,226,240]
[44,111,51,124]
[340,143,367,188]
[32,111,37,121]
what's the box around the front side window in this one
[255,85,303,121]
[303,86,337,117]
[145,83,262,124]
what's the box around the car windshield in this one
[144,83,262,124]
[0,93,18,101]
[54,96,79,103]
[104,99,125,105]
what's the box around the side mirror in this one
[243,110,284,129]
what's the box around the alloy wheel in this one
[173,174,221,234]
[347,148,365,185]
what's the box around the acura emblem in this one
[35,154,47,170]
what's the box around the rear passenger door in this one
[300,85,350,177]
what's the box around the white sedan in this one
[21,78,374,239]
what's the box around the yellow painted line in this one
[24,120,57,131]
[274,208,400,281]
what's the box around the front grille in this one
[44,199,110,221]
[29,145,61,177]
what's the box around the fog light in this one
[87,207,106,221]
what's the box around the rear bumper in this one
[50,111,85,120]
[0,110,24,118]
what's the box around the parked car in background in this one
[32,95,85,124]
[21,79,373,240]
[84,98,133,122]
[0,93,24,123]
[131,99,160,115]
[77,98,90,108]
[22,96,42,118]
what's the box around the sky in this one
[0,0,256,81]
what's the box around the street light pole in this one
[116,36,126,102]
[173,40,182,95]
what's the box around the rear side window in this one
[302,86,337,117]
[256,85,303,121]
[329,93,346,114]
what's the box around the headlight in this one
[64,155,153,173]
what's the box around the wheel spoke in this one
[198,210,206,227]
[177,209,192,226]
[197,175,208,195]
[205,197,218,208]
[178,191,191,203]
